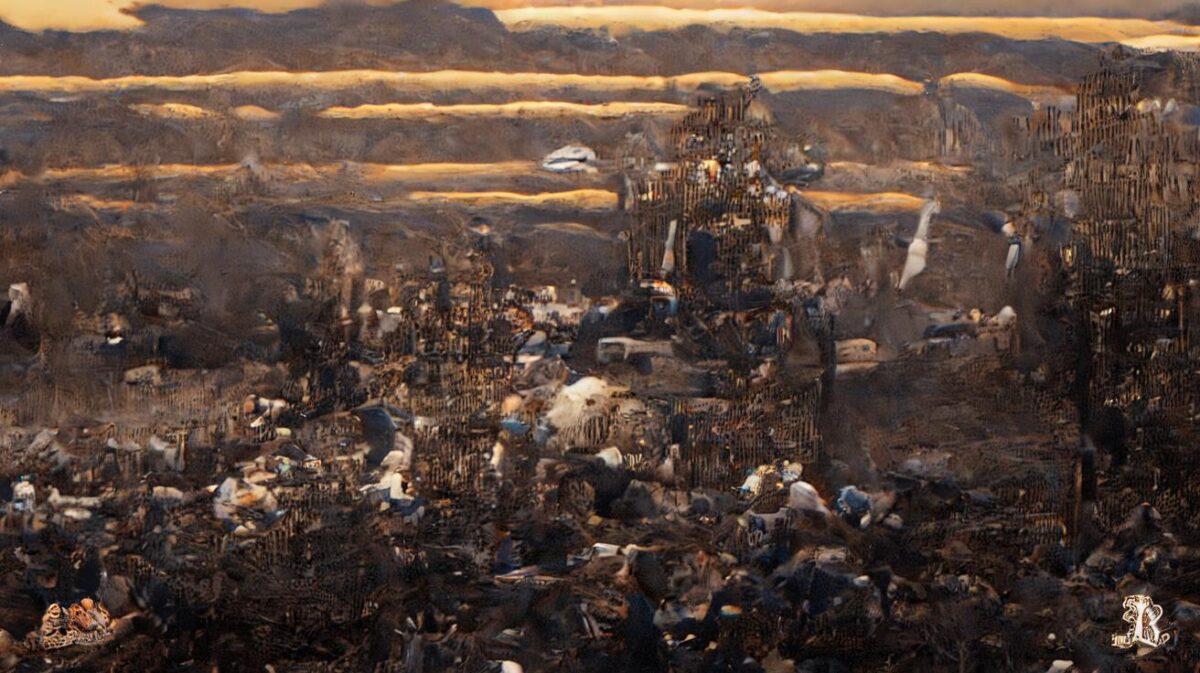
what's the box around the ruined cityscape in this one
[2,2,1200,672]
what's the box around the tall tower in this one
[1028,53,1200,536]
[623,83,828,486]
[1061,60,1200,454]
[626,85,795,318]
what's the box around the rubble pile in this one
[0,64,1197,673]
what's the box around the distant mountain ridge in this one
[0,0,1101,83]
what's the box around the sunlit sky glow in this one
[1,0,1199,33]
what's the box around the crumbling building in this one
[624,83,828,488]
[1020,51,1200,539]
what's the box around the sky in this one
[2,0,1200,32]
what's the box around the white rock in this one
[1006,239,1022,275]
[787,481,829,516]
[591,543,621,557]
[897,200,939,290]
[27,429,57,453]
[545,376,621,430]
[152,486,184,503]
[739,473,762,494]
[541,145,597,173]
[489,441,506,473]
[596,446,623,469]
[994,306,1017,327]
[61,507,92,521]
[12,480,35,507]
[6,283,29,320]
[385,472,408,502]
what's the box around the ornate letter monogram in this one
[25,598,114,651]
[1112,595,1171,650]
